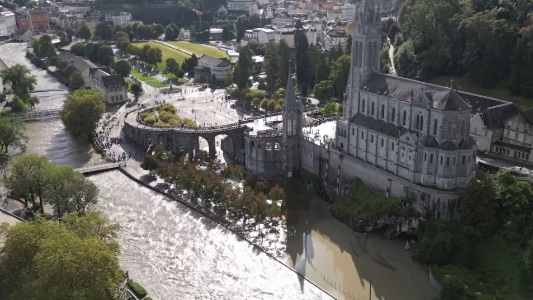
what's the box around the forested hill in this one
[394,0,533,99]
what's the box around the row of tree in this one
[141,146,286,232]
[395,0,533,97]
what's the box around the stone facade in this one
[89,67,127,105]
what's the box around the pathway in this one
[387,37,396,75]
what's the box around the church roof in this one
[439,140,458,151]
[351,113,408,138]
[425,137,439,148]
[458,137,477,149]
[284,70,301,112]
[102,74,125,88]
[458,91,508,114]
[521,108,533,124]
[362,73,471,111]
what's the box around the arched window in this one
[462,156,465,164]
[265,143,272,151]
[274,143,280,150]
[433,119,438,135]
[430,154,433,163]
[120,94,123,101]
[371,102,375,116]
[420,115,424,131]
[402,111,407,126]
[380,104,385,119]
[361,99,365,113]
[391,107,396,123]
[391,143,395,151]
[446,157,450,166]
[111,96,114,102]
[424,153,427,161]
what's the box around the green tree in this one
[0,116,27,153]
[9,96,27,112]
[294,26,310,95]
[116,36,130,53]
[0,64,37,102]
[322,101,339,115]
[460,172,499,234]
[511,23,533,97]
[497,171,533,242]
[164,25,176,40]
[77,21,92,40]
[5,154,49,209]
[130,82,143,101]
[68,71,85,90]
[329,55,351,97]
[44,165,98,218]
[115,60,131,78]
[146,47,163,68]
[0,213,123,300]
[264,42,281,93]
[313,80,334,102]
[234,45,253,90]
[225,70,234,86]
[95,22,115,41]
[440,277,466,300]
[153,24,165,37]
[461,10,515,88]
[37,34,56,59]
[60,89,105,141]
[97,45,114,66]
[164,58,179,77]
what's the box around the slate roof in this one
[480,103,519,130]
[494,140,531,152]
[90,69,108,82]
[102,74,125,88]
[351,113,408,138]
[439,140,458,151]
[14,28,30,36]
[57,52,95,72]
[458,91,509,114]
[198,55,231,68]
[458,137,477,149]
[90,66,111,75]
[362,73,471,111]
[425,137,438,148]
[521,108,533,124]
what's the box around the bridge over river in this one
[6,109,61,121]
[74,163,122,174]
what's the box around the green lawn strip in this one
[133,41,190,73]
[167,41,228,60]
[430,76,533,109]
[130,68,168,88]
[434,238,524,299]
[331,179,418,221]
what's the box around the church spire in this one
[284,65,299,112]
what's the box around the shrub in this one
[127,279,147,298]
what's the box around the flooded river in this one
[0,43,436,300]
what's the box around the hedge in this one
[127,279,147,298]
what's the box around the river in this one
[0,43,436,300]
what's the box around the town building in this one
[89,67,128,104]
[0,10,16,37]
[275,28,295,48]
[16,9,50,33]
[324,28,348,51]
[49,12,79,30]
[61,2,91,14]
[105,12,142,26]
[209,28,223,40]
[227,0,254,11]
[250,56,263,75]
[241,28,275,47]
[178,28,191,40]
[194,55,232,82]
[57,51,96,88]
[13,28,33,42]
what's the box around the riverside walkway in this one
[75,163,123,174]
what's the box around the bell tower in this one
[282,69,302,177]
[344,0,381,119]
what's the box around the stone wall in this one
[300,138,462,219]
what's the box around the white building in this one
[61,3,91,14]
[249,3,259,16]
[241,27,275,46]
[195,55,232,82]
[89,67,127,104]
[327,9,342,21]
[275,28,295,48]
[341,4,357,21]
[324,28,348,51]
[178,28,190,40]
[0,11,16,37]
[227,0,254,11]
[105,12,142,26]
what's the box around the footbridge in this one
[75,163,123,175]
[6,109,61,121]
[123,112,250,159]
[31,89,68,93]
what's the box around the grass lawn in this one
[434,238,527,299]
[167,41,229,60]
[331,179,418,221]
[431,76,533,109]
[133,41,190,73]
[130,68,168,88]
